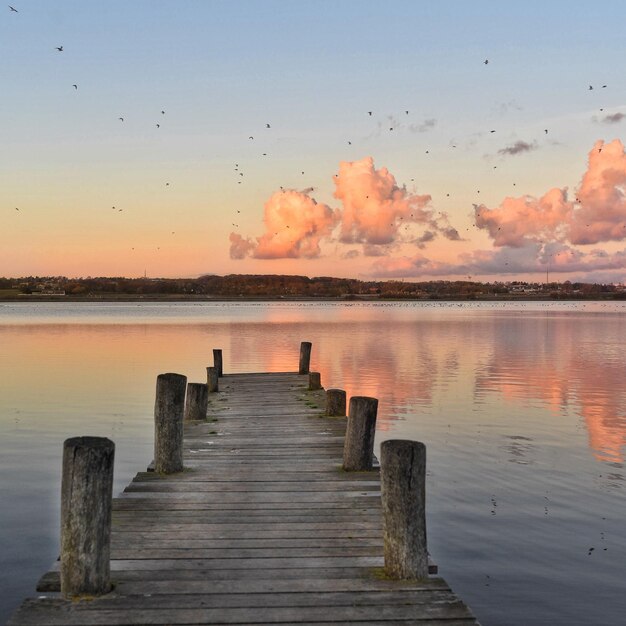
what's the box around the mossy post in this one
[308,371,321,390]
[184,382,208,421]
[299,341,312,374]
[213,349,223,377]
[60,436,114,598]
[154,373,187,473]
[342,396,378,471]
[206,366,219,393]
[380,439,428,580]
[325,388,346,416]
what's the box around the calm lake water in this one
[1,301,625,625]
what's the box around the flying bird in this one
[249,136,254,139]
[9,5,18,12]
[602,85,607,88]
[72,84,78,90]
[405,110,409,115]
[161,110,165,114]
[14,207,19,211]
[55,46,63,52]
[266,123,271,128]
[490,130,496,133]
[156,123,160,128]
[589,85,593,90]
[484,59,489,65]
[367,111,372,116]
[544,129,548,134]
[118,117,124,121]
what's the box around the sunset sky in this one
[3,1,626,282]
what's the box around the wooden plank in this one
[9,601,474,625]
[19,590,465,610]
[38,567,443,593]
[124,482,380,492]
[105,577,450,595]
[129,472,377,483]
[107,547,384,559]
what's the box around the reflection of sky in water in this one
[1,301,626,625]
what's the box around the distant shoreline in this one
[1,294,622,303]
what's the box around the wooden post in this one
[299,341,312,374]
[60,436,114,597]
[206,366,219,392]
[308,371,321,390]
[154,372,187,473]
[325,388,346,416]
[380,439,428,580]
[184,382,208,421]
[342,396,378,471]
[213,349,223,377]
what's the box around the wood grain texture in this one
[12,371,478,625]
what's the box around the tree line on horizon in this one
[1,274,622,299]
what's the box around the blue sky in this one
[2,1,626,280]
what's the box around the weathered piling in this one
[60,436,114,598]
[325,388,346,416]
[154,373,187,473]
[213,349,223,377]
[342,396,378,471]
[299,341,312,374]
[380,439,428,580]
[308,371,321,390]
[184,382,208,421]
[206,366,219,392]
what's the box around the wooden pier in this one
[9,367,479,625]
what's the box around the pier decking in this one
[9,371,479,625]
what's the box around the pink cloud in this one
[363,243,392,257]
[475,140,626,248]
[569,139,626,244]
[369,241,626,279]
[369,253,456,278]
[229,189,339,260]
[414,231,436,248]
[231,157,458,260]
[334,157,433,246]
[229,233,255,259]
[457,242,626,277]
[474,187,572,247]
